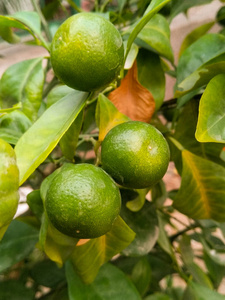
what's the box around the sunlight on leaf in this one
[15,91,88,185]
[196,74,225,143]
[96,93,130,142]
[109,61,155,123]
[173,150,225,221]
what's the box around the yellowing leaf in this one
[96,93,130,142]
[108,61,155,123]
[173,150,225,221]
[39,214,78,267]
[70,216,135,284]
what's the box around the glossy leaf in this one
[60,110,84,161]
[179,21,214,57]
[70,216,135,284]
[0,220,38,272]
[0,58,45,121]
[125,0,171,61]
[134,14,173,62]
[196,74,225,143]
[176,53,225,97]
[15,91,88,185]
[131,257,152,296]
[96,93,130,142]
[121,201,159,256]
[109,61,155,122]
[173,150,225,221]
[66,261,141,300]
[0,139,19,240]
[137,49,165,110]
[176,33,225,87]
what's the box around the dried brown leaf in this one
[109,61,155,122]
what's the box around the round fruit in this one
[50,12,124,92]
[101,121,170,189]
[45,163,121,239]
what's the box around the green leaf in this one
[70,216,135,284]
[15,91,88,185]
[179,235,213,288]
[195,74,225,143]
[96,93,130,142]
[151,180,167,207]
[179,22,214,57]
[0,220,38,272]
[173,150,225,221]
[0,11,49,49]
[144,293,171,300]
[171,100,225,174]
[59,109,83,161]
[131,257,152,296]
[188,281,225,300]
[27,190,44,221]
[137,49,165,110]
[168,0,213,22]
[30,260,65,288]
[0,110,32,144]
[121,201,159,256]
[0,58,45,121]
[0,139,19,239]
[46,85,75,108]
[124,41,139,70]
[126,188,149,212]
[66,262,142,300]
[39,213,78,267]
[176,53,225,97]
[176,33,225,86]
[0,280,35,300]
[157,211,174,258]
[134,14,173,62]
[124,0,171,62]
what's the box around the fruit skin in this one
[101,121,170,189]
[50,12,124,92]
[45,163,121,239]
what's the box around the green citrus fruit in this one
[45,163,121,239]
[101,121,170,189]
[50,12,124,92]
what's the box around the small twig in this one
[170,222,200,242]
